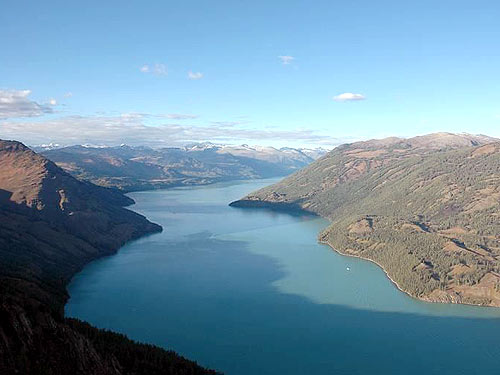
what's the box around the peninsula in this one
[231,133,500,307]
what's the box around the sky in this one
[1,0,499,148]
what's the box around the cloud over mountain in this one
[0,113,340,148]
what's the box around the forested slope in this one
[232,133,500,306]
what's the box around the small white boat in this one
[346,267,350,271]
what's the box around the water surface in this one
[67,179,500,374]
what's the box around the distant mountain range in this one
[40,143,328,192]
[231,132,500,307]
[0,140,216,374]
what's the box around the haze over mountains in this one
[231,133,500,307]
[0,140,216,374]
[40,143,327,192]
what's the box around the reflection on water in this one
[67,178,500,375]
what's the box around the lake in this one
[66,178,500,375]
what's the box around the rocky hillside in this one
[231,133,500,307]
[41,143,326,192]
[0,140,217,374]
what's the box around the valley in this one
[1,132,500,374]
[41,143,326,192]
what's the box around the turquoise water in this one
[66,179,500,375]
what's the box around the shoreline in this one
[64,194,163,309]
[230,199,497,308]
[318,239,497,309]
[318,239,417,300]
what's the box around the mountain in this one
[0,140,216,374]
[231,133,500,307]
[296,147,330,160]
[41,143,326,192]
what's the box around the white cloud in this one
[333,93,366,102]
[0,114,341,148]
[64,92,73,98]
[120,112,145,120]
[210,121,245,127]
[188,71,203,80]
[140,63,167,76]
[166,114,199,120]
[49,98,57,106]
[0,89,54,119]
[278,55,294,65]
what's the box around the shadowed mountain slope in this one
[0,140,217,374]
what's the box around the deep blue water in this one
[66,179,500,375]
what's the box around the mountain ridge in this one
[41,143,327,192]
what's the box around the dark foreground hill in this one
[0,140,217,374]
[41,144,325,191]
[231,133,500,307]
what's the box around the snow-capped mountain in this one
[41,142,327,191]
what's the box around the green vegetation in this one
[233,136,500,306]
